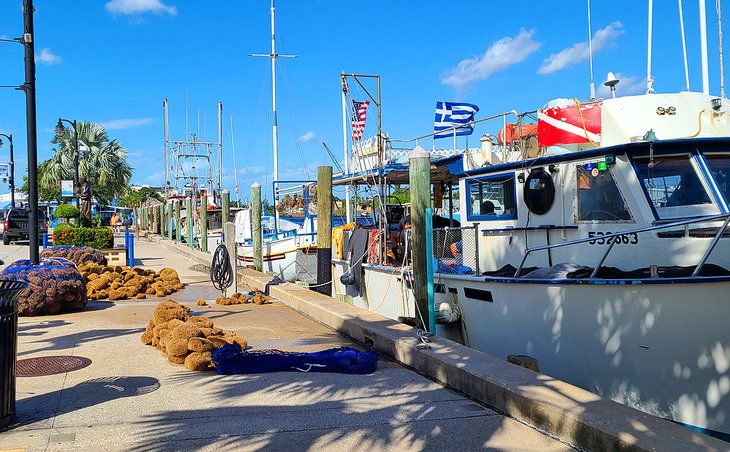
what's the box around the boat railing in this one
[433,225,480,275]
[515,213,730,278]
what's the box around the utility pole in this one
[23,0,39,264]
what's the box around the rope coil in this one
[211,244,234,292]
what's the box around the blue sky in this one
[0,0,728,203]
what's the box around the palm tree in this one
[39,121,132,203]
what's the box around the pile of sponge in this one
[215,290,272,305]
[80,263,183,300]
[141,300,248,371]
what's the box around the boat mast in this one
[647,0,655,93]
[587,0,596,99]
[250,0,297,223]
[679,0,691,90]
[718,0,726,98]
[700,0,710,94]
[341,73,351,222]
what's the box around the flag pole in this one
[341,73,351,223]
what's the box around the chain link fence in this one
[432,225,479,275]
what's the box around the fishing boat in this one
[327,0,730,429]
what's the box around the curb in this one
[146,235,726,451]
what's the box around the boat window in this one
[576,165,631,222]
[634,154,717,218]
[524,169,555,215]
[705,153,730,201]
[466,174,516,220]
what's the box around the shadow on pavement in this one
[14,376,160,426]
[18,327,144,357]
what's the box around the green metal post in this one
[251,182,263,271]
[409,146,431,330]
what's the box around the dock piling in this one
[316,166,333,295]
[409,146,431,330]
[251,182,263,271]
[224,221,237,297]
[167,202,173,240]
[200,193,208,253]
[175,200,181,242]
[186,197,193,248]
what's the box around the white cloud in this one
[297,131,316,143]
[35,48,61,65]
[538,22,623,75]
[100,118,154,130]
[441,29,541,90]
[596,73,647,98]
[105,0,177,16]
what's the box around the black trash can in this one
[0,280,28,430]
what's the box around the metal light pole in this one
[54,118,79,211]
[0,134,16,207]
[23,0,39,264]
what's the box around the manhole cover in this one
[16,356,92,377]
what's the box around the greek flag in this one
[434,101,479,139]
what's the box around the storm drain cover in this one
[16,356,92,377]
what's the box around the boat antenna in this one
[679,0,691,90]
[249,0,298,225]
[647,0,655,93]
[322,142,344,173]
[700,0,710,94]
[587,0,596,99]
[718,0,726,98]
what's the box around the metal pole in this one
[218,101,223,197]
[74,120,79,212]
[23,0,39,264]
[341,74,351,223]
[252,182,263,271]
[425,207,435,334]
[163,98,169,196]
[700,0,710,94]
[200,193,208,253]
[316,166,332,296]
[409,146,431,330]
[0,134,14,208]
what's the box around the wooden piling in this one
[409,146,431,330]
[152,205,159,235]
[160,204,166,237]
[167,202,173,240]
[175,200,181,242]
[251,182,263,271]
[316,166,333,295]
[222,189,230,225]
[224,221,238,297]
[200,193,208,253]
[185,197,194,248]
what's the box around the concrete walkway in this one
[0,239,571,451]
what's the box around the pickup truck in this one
[3,208,48,245]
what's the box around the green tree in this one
[39,121,132,204]
[119,186,163,208]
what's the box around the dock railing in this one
[433,225,479,275]
[515,213,730,278]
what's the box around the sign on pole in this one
[60,180,74,198]
[0,164,8,179]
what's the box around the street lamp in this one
[54,118,79,211]
[0,133,16,207]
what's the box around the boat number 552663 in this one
[587,231,639,245]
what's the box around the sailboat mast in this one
[270,0,279,207]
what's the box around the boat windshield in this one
[633,153,719,219]
[704,152,730,202]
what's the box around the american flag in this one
[351,100,370,141]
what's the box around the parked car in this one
[3,207,48,245]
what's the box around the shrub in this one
[54,204,80,222]
[53,224,114,249]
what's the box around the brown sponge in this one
[184,351,213,371]
[188,337,213,353]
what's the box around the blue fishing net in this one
[1,258,87,316]
[433,257,473,275]
[212,343,379,375]
[41,245,107,266]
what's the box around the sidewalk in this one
[0,239,570,451]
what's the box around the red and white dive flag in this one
[351,100,370,141]
[537,101,601,147]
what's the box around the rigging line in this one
[718,0,726,98]
[277,59,310,180]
